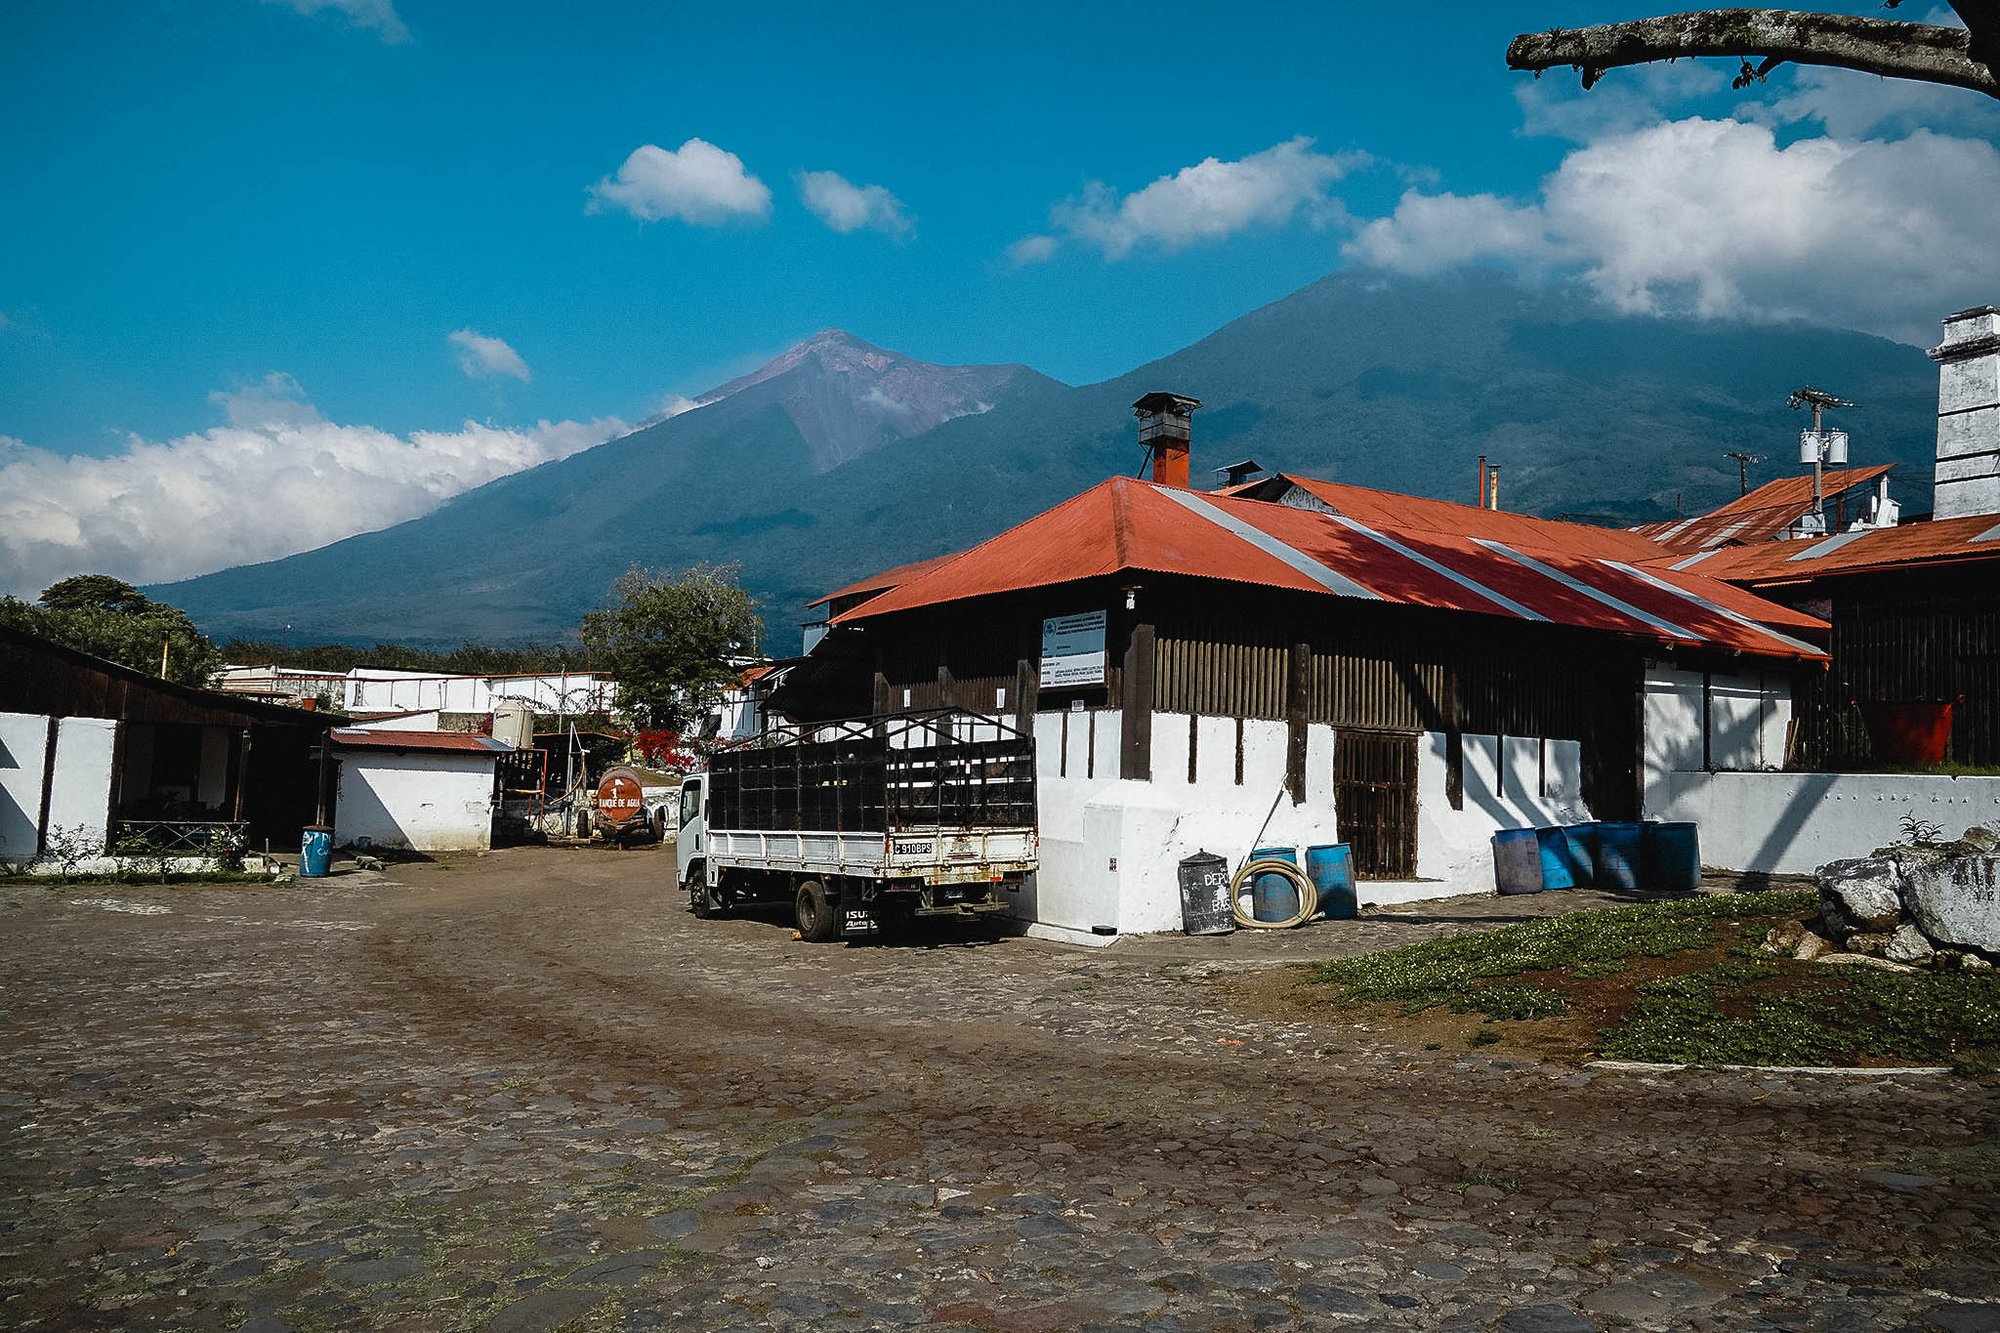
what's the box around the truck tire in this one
[689,881,721,919]
[795,879,841,944]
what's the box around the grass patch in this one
[1308,891,1813,1019]
[1297,890,2000,1072]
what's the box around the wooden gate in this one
[1335,730,1418,879]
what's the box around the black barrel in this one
[1177,851,1235,935]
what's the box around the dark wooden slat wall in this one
[855,576,1656,816]
[1787,569,2000,769]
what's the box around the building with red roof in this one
[776,393,1833,938]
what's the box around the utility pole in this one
[1724,450,1762,496]
[1789,386,1855,535]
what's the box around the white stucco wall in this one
[1643,663,1793,793]
[1014,708,1591,938]
[335,751,497,852]
[1411,732,1587,900]
[0,712,51,860]
[48,718,117,852]
[1648,770,2000,874]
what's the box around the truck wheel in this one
[795,879,841,943]
[690,882,721,919]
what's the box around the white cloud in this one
[264,0,408,44]
[1348,117,2000,346]
[448,328,531,382]
[1047,137,1369,260]
[587,139,771,225]
[0,375,624,597]
[797,170,912,238]
[1005,234,1058,267]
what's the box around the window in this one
[679,782,703,828]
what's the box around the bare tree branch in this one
[1508,9,1999,100]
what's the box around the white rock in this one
[1884,924,1936,965]
[1902,854,2000,954]
[1793,931,1832,962]
[1817,857,1903,930]
[1814,953,1920,974]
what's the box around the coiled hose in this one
[1229,857,1318,929]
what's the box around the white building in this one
[328,728,512,853]
[216,665,615,717]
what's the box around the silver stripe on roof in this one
[1158,489,1381,600]
[1974,520,2000,543]
[1788,528,1871,562]
[1604,561,1826,658]
[1325,515,1548,621]
[1472,539,1699,641]
[1669,549,1720,571]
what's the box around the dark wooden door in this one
[1335,730,1418,879]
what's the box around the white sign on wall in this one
[1040,611,1107,688]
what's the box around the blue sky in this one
[2,0,1997,595]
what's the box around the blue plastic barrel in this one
[1563,823,1599,886]
[1304,844,1356,920]
[1594,821,1644,891]
[1642,821,1701,892]
[1249,845,1301,921]
[1536,827,1581,890]
[300,825,333,878]
[1492,828,1543,894]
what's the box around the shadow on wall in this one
[1745,770,1842,874]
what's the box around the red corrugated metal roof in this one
[1654,512,2000,585]
[1263,475,1666,561]
[330,728,513,754]
[834,477,1825,661]
[1632,466,1892,552]
[806,553,962,609]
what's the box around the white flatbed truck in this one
[674,710,1037,942]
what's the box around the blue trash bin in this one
[1536,827,1581,890]
[1492,828,1543,894]
[1594,822,1644,891]
[300,825,333,878]
[1642,821,1701,892]
[1563,823,1599,887]
[1304,844,1356,919]
[1249,845,1301,922]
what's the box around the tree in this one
[0,575,223,687]
[580,564,763,732]
[1509,4,1998,100]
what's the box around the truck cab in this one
[675,773,705,889]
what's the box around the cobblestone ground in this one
[3,847,1997,1332]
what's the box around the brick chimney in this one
[1133,392,1201,489]
[1928,305,2000,520]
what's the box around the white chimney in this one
[1928,304,2000,520]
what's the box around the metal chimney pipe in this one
[1477,455,1488,508]
[1488,465,1502,511]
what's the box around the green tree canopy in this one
[0,574,223,687]
[581,563,763,732]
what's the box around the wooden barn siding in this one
[1791,571,2000,769]
[855,579,1646,816]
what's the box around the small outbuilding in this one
[1,625,332,865]
[326,728,511,853]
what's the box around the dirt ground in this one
[2,844,1997,1331]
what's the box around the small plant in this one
[1900,809,1947,844]
[204,826,246,872]
[1469,1028,1503,1047]
[109,831,168,884]
[36,824,100,883]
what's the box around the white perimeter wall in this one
[1649,771,2000,873]
[1016,709,1591,938]
[0,713,117,861]
[336,752,496,852]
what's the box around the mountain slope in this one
[156,270,1942,647]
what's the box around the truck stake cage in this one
[675,709,1038,942]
